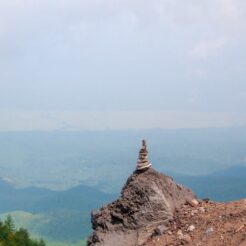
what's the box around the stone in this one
[204,227,214,235]
[177,229,183,237]
[180,234,192,243]
[136,140,152,171]
[198,207,206,213]
[154,225,168,235]
[88,168,195,246]
[87,141,196,246]
[187,225,195,232]
[189,199,199,207]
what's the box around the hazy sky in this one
[0,0,246,129]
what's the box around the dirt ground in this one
[147,199,246,246]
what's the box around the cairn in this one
[136,140,152,171]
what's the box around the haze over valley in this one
[1,0,246,245]
[0,127,246,192]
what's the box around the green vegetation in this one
[0,211,90,245]
[0,213,88,246]
[0,215,45,246]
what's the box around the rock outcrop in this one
[87,141,246,246]
[87,167,195,246]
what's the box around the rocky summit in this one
[87,167,196,246]
[87,141,246,246]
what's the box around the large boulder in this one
[87,168,196,246]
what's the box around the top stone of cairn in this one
[136,140,152,171]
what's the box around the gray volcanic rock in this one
[87,168,196,246]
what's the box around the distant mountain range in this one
[0,178,115,213]
[172,165,246,201]
[0,178,116,245]
[211,165,246,177]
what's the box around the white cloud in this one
[214,0,245,24]
[0,0,245,114]
[190,38,227,59]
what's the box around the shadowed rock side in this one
[87,168,195,246]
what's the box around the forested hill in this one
[0,178,115,213]
[0,178,116,244]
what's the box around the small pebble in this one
[180,234,192,243]
[190,199,199,206]
[188,225,195,232]
[205,227,214,235]
[199,207,205,212]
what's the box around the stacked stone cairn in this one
[136,140,152,171]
